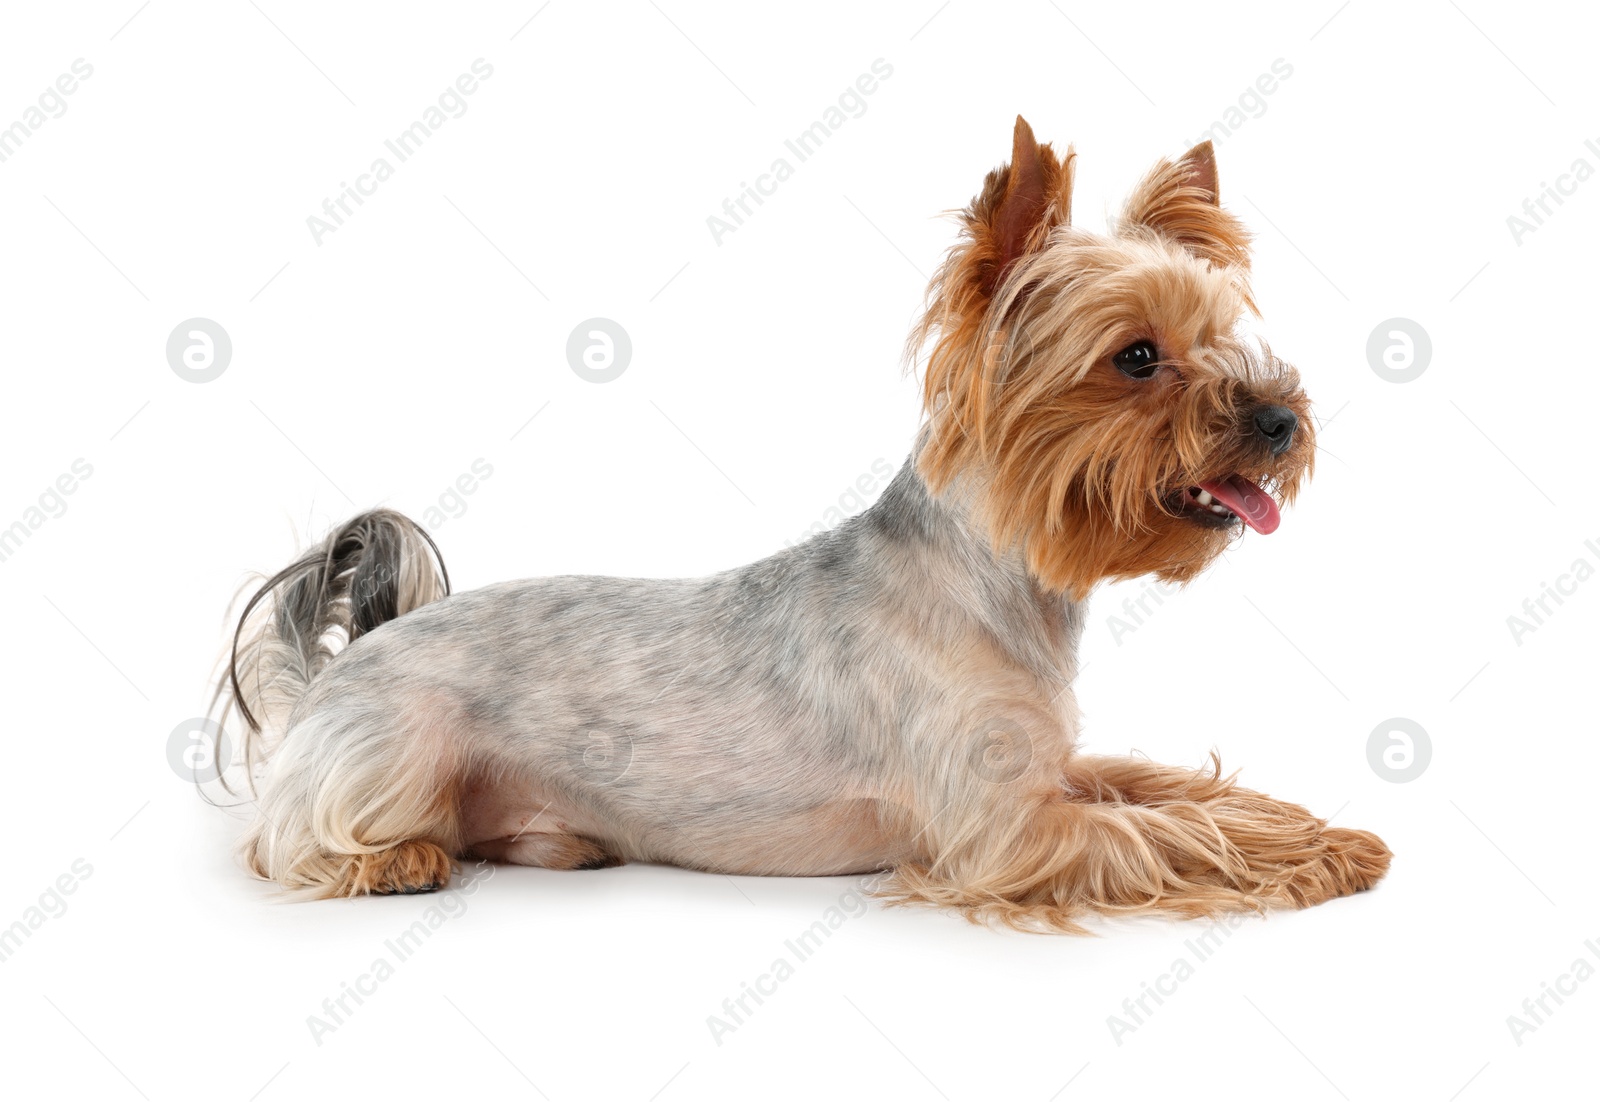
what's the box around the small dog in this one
[220,117,1390,930]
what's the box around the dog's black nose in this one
[1253,406,1298,456]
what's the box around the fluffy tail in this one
[215,509,450,793]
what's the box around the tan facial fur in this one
[914,118,1314,598]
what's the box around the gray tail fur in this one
[216,509,450,792]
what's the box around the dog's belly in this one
[459,773,908,877]
[659,795,911,877]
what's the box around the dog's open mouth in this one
[1170,475,1281,534]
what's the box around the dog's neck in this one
[856,447,1087,692]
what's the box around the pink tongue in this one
[1199,475,1280,534]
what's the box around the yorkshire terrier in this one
[219,117,1390,930]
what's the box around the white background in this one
[0,2,1595,1098]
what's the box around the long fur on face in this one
[912,120,1313,598]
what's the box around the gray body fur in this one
[263,453,1084,877]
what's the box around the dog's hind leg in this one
[467,833,624,870]
[242,710,466,898]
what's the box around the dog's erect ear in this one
[1176,140,1219,202]
[972,116,1076,297]
[1119,140,1251,273]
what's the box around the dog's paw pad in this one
[394,881,442,895]
[574,854,624,871]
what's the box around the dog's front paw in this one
[1322,827,1392,892]
[1278,827,1391,907]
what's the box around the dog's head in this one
[913,117,1314,599]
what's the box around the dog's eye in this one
[1113,340,1160,379]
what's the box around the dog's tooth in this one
[1210,504,1228,515]
[1196,490,1213,506]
